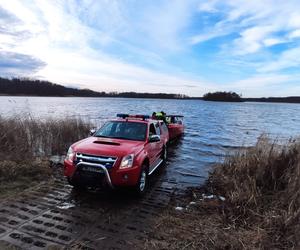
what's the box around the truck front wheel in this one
[134,164,148,196]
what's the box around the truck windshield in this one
[94,121,147,141]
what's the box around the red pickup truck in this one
[64,114,169,195]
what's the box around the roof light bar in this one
[116,114,150,120]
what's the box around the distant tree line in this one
[245,97,300,103]
[0,77,189,99]
[203,91,243,102]
[2,78,299,103]
[203,91,300,103]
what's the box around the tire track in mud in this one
[0,168,177,249]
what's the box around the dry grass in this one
[209,135,300,249]
[0,115,92,198]
[0,115,92,161]
[0,159,52,198]
[145,136,300,249]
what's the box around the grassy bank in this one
[146,136,300,249]
[0,116,92,198]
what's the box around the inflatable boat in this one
[166,115,184,140]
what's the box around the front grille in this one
[75,153,117,168]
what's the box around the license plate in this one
[82,166,104,173]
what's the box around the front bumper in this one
[64,160,140,188]
[76,161,114,188]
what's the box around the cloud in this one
[0,0,299,97]
[0,6,20,27]
[259,46,300,72]
[232,25,275,55]
[0,6,32,48]
[263,38,287,47]
[136,0,195,51]
[34,46,215,95]
[0,50,46,76]
[197,1,219,13]
[0,0,207,95]
[189,27,232,45]
[288,29,300,39]
[191,0,300,55]
[61,0,196,52]
[222,74,300,97]
[189,0,300,95]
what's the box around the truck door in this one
[159,121,169,143]
[147,123,161,167]
[154,122,164,157]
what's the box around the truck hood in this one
[71,137,145,157]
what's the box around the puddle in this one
[56,202,76,210]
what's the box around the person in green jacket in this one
[152,111,167,123]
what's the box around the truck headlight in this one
[66,147,75,162]
[120,154,134,169]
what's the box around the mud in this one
[0,163,180,249]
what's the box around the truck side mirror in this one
[89,128,96,136]
[149,135,160,143]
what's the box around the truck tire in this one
[134,164,148,197]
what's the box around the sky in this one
[0,0,300,97]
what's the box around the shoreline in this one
[0,94,200,100]
[1,94,300,104]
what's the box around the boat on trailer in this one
[166,115,184,140]
[151,112,184,140]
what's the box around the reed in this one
[147,135,300,249]
[0,115,92,197]
[0,115,92,161]
[208,135,300,249]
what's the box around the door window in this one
[160,122,168,133]
[149,123,157,136]
[155,123,161,135]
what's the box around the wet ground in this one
[0,159,183,250]
[0,135,202,250]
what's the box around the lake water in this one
[1,96,300,187]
